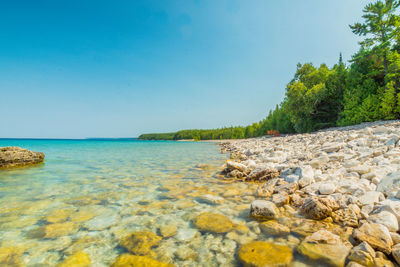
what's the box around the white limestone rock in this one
[319,183,336,195]
[368,211,399,232]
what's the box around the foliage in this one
[137,133,176,140]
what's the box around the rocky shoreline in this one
[0,147,45,169]
[218,120,400,266]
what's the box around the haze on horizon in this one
[1,0,370,139]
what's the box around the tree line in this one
[139,0,400,141]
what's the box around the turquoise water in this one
[0,139,256,266]
[0,140,342,266]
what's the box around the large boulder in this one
[300,196,339,220]
[347,242,375,267]
[297,230,350,267]
[352,222,393,254]
[0,147,45,169]
[367,211,399,232]
[374,199,400,224]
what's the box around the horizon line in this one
[0,137,139,141]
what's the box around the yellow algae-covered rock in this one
[175,200,195,210]
[238,241,293,267]
[2,216,39,229]
[111,254,173,267]
[66,196,102,206]
[43,222,78,239]
[120,231,162,256]
[0,246,24,267]
[69,208,97,223]
[57,251,91,267]
[0,200,30,215]
[64,235,99,255]
[194,212,234,234]
[159,225,177,238]
[144,201,171,211]
[26,199,54,214]
[235,224,250,234]
[260,221,290,237]
[223,188,241,197]
[45,208,76,223]
[297,230,350,267]
[174,246,198,261]
[234,204,250,211]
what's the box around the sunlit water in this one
[0,140,340,266]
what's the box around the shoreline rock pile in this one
[219,120,400,266]
[0,146,45,169]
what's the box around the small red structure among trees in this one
[267,130,280,137]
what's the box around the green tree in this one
[339,49,385,125]
[350,0,400,76]
[285,63,336,132]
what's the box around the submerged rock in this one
[0,146,45,169]
[83,209,119,230]
[57,251,91,267]
[29,222,78,239]
[45,208,76,224]
[259,221,290,236]
[119,231,162,256]
[111,254,172,267]
[0,246,23,267]
[194,212,234,234]
[250,200,280,220]
[159,225,177,238]
[238,241,293,267]
[174,246,198,261]
[197,194,224,205]
[297,230,350,267]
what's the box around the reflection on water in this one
[0,140,342,266]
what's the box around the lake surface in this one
[0,140,251,266]
[0,139,336,266]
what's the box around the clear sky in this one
[1,0,370,138]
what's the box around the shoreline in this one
[216,119,400,266]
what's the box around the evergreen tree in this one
[350,0,400,77]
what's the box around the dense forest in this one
[139,0,400,141]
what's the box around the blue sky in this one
[1,0,370,138]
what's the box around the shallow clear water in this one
[0,140,340,266]
[0,140,249,266]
